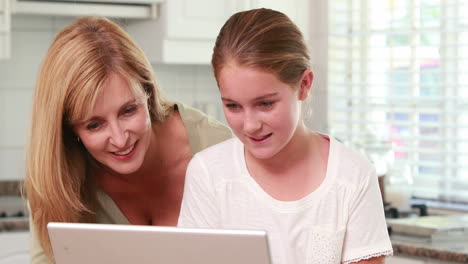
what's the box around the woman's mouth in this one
[113,143,136,156]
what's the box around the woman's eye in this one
[86,122,101,130]
[123,105,137,115]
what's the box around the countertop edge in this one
[0,218,29,232]
[392,241,468,263]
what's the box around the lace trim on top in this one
[343,249,393,264]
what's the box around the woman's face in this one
[73,73,152,175]
[218,64,311,160]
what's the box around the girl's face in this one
[73,73,152,175]
[218,64,312,160]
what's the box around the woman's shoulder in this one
[175,102,233,153]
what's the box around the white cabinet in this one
[0,232,30,264]
[127,0,309,64]
[165,0,245,40]
[127,0,247,64]
[12,0,162,18]
[0,0,11,60]
[1,0,164,61]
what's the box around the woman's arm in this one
[29,214,53,264]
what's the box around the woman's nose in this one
[108,122,128,148]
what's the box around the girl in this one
[178,8,393,264]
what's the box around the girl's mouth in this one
[250,133,272,142]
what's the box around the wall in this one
[0,15,55,181]
[0,12,328,181]
[306,0,328,133]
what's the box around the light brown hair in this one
[212,8,310,87]
[25,16,169,259]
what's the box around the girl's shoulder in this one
[187,138,244,184]
[327,136,376,185]
[194,137,240,161]
[175,102,233,153]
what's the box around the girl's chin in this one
[246,148,277,160]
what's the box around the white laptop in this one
[47,222,271,264]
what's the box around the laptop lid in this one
[47,222,271,264]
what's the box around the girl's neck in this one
[246,123,314,172]
[244,124,330,201]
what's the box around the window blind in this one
[328,0,468,204]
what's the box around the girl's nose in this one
[243,111,262,134]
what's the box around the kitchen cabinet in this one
[0,0,164,60]
[12,0,162,18]
[127,0,309,64]
[0,232,29,264]
[0,0,11,60]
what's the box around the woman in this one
[25,16,231,263]
[178,8,393,264]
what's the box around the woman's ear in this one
[298,69,313,101]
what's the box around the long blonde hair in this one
[24,16,169,258]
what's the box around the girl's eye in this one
[123,105,137,115]
[225,103,240,110]
[86,122,101,130]
[259,101,275,108]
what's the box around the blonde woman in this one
[25,17,231,263]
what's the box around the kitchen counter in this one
[0,217,29,232]
[0,181,29,232]
[391,235,468,263]
[2,179,467,263]
[3,219,466,263]
[388,214,468,263]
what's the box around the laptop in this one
[47,222,272,264]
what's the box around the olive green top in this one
[29,103,232,264]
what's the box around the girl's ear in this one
[298,69,313,101]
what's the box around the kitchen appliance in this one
[0,196,27,218]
